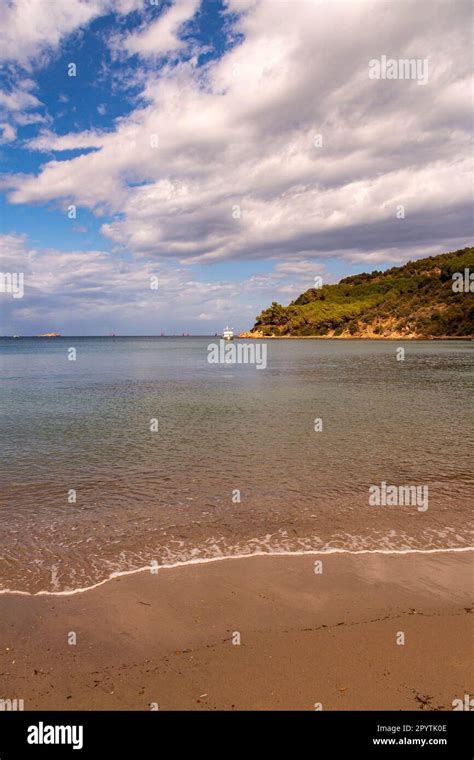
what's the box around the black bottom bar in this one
[0,710,472,757]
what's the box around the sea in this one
[0,336,472,594]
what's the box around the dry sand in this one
[0,550,472,710]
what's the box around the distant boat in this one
[13,335,20,339]
[223,326,234,341]
[38,332,60,337]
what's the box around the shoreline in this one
[2,335,473,340]
[1,545,473,598]
[0,550,472,710]
[238,334,473,340]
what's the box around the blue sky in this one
[0,0,472,335]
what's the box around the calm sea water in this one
[0,337,472,593]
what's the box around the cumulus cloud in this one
[0,227,335,334]
[1,230,461,336]
[117,0,200,59]
[0,232,266,334]
[0,0,144,67]
[4,0,471,272]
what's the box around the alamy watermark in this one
[369,481,428,512]
[452,693,473,710]
[207,339,267,370]
[27,722,83,750]
[369,55,428,85]
[0,271,24,298]
[0,697,24,711]
[452,268,473,293]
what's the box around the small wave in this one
[1,545,472,598]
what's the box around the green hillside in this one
[249,247,474,338]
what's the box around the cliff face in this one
[249,247,474,338]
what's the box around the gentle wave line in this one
[0,545,472,598]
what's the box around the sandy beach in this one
[0,550,472,711]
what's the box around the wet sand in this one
[0,551,472,710]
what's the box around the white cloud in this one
[0,229,334,333]
[119,0,200,59]
[275,260,326,276]
[29,129,105,151]
[0,75,46,143]
[0,232,259,333]
[0,232,28,268]
[0,76,46,135]
[0,0,144,67]
[0,122,16,143]
[0,87,41,110]
[6,0,471,268]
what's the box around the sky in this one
[0,0,472,336]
